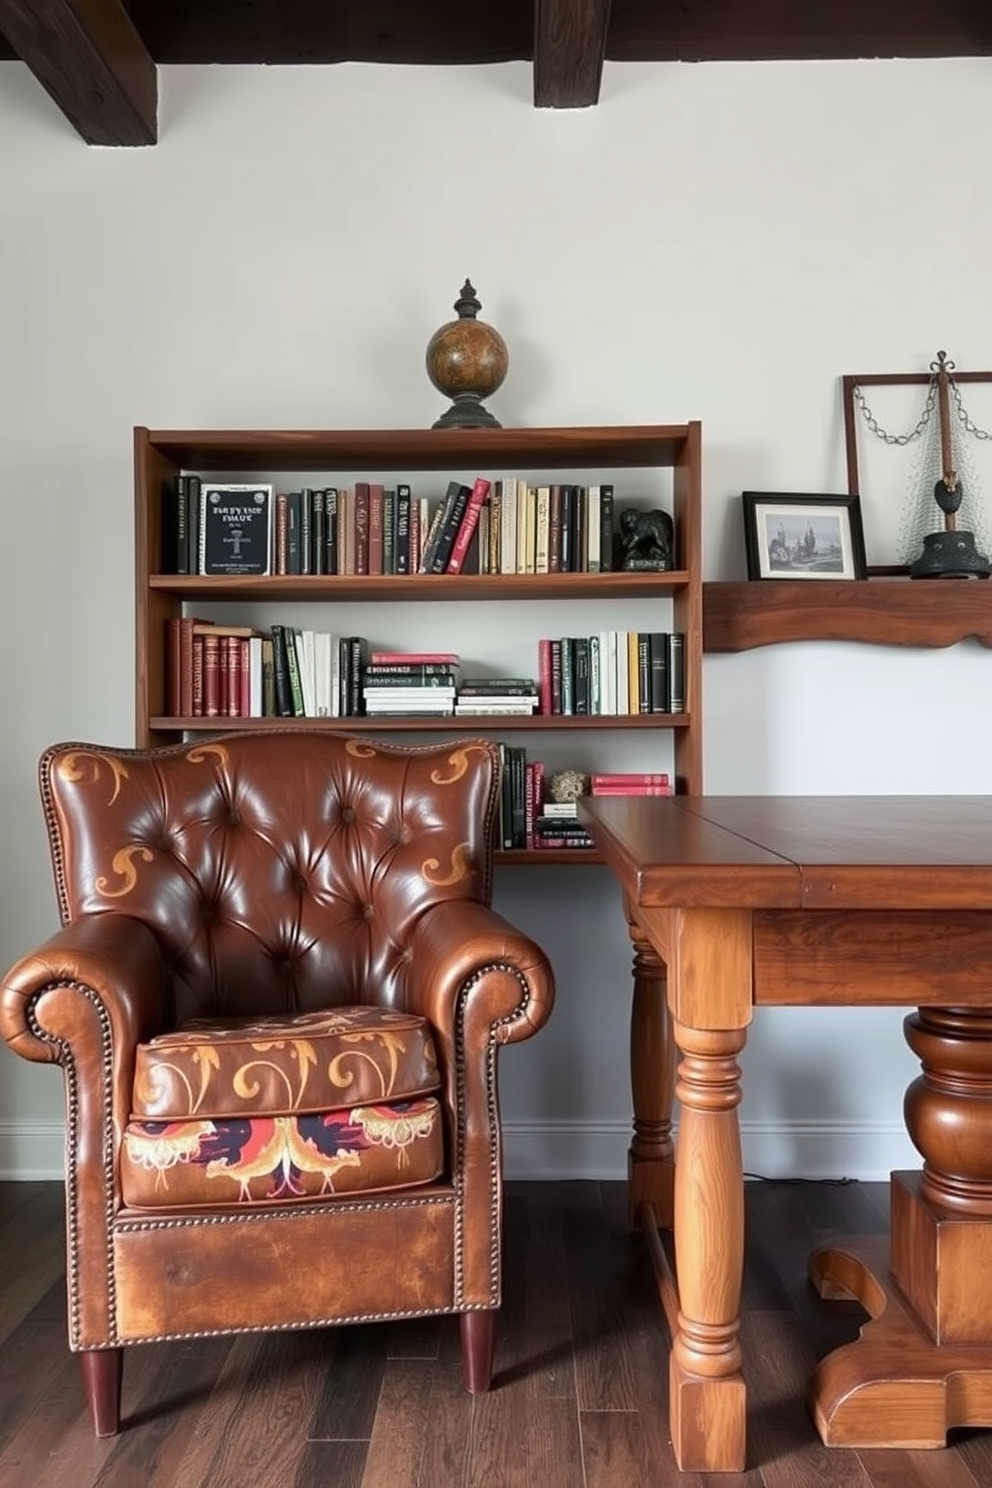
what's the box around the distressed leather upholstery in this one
[0,732,555,1434]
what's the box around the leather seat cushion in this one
[131,1006,439,1121]
[120,1097,444,1208]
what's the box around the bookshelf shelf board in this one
[144,425,694,472]
[151,715,692,734]
[150,571,691,602]
[703,578,992,653]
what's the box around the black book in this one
[428,482,472,574]
[637,633,652,714]
[325,488,338,575]
[395,484,412,574]
[299,489,313,575]
[186,475,202,575]
[270,625,295,717]
[348,636,370,716]
[198,484,273,576]
[560,487,574,573]
[311,488,326,575]
[161,473,188,574]
[573,637,590,715]
[599,483,614,572]
[667,632,686,713]
[649,632,670,714]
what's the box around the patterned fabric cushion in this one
[132,1007,439,1121]
[121,1098,444,1208]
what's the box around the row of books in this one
[164,624,686,721]
[498,749,673,851]
[538,632,685,716]
[160,473,638,578]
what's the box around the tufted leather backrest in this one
[40,732,500,1024]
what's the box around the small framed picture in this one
[742,493,868,581]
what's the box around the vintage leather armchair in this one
[0,731,554,1435]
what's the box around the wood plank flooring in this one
[2,1178,992,1487]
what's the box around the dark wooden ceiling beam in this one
[534,0,612,108]
[0,0,156,144]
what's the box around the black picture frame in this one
[742,492,868,581]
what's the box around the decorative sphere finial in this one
[425,280,508,430]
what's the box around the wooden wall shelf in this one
[703,578,992,653]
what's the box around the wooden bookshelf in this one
[135,423,704,859]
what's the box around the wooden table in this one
[577,794,992,1472]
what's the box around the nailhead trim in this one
[27,980,118,1347]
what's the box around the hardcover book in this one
[199,485,274,576]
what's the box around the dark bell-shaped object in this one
[425,280,508,430]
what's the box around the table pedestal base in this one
[807,1234,992,1447]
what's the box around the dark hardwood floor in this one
[2,1178,992,1486]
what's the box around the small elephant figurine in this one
[616,507,675,572]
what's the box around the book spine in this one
[395,484,412,574]
[353,483,370,575]
[202,632,222,718]
[192,635,204,716]
[368,483,384,576]
[382,489,396,575]
[325,488,338,574]
[445,477,492,574]
[161,474,187,575]
[284,629,306,716]
[649,632,670,715]
[429,482,471,574]
[275,491,288,574]
[370,650,459,664]
[599,483,614,572]
[594,779,672,791]
[270,625,295,717]
[286,490,303,575]
[590,784,673,796]
[668,632,686,712]
[186,476,201,575]
[311,487,326,575]
[299,489,313,575]
[638,633,652,714]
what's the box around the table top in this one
[576,795,992,911]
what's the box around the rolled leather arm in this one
[404,898,555,1052]
[0,913,167,1069]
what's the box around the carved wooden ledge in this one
[703,578,992,653]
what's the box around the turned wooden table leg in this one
[670,1018,747,1473]
[809,1005,992,1448]
[625,907,675,1230]
[895,1006,992,1341]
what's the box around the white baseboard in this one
[0,1118,918,1184]
[501,1118,918,1183]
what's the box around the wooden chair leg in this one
[80,1348,123,1436]
[460,1310,495,1392]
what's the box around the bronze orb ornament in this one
[426,279,508,429]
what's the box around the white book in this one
[248,635,263,717]
[598,631,614,715]
[313,632,332,717]
[615,631,629,715]
[587,486,602,572]
[500,478,518,575]
[535,485,551,574]
[298,629,316,717]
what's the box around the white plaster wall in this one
[2,55,991,1180]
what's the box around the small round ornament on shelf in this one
[425,279,508,430]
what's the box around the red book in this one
[537,638,553,716]
[370,651,459,664]
[368,484,385,575]
[591,783,673,796]
[202,633,221,717]
[594,779,672,791]
[446,477,492,574]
